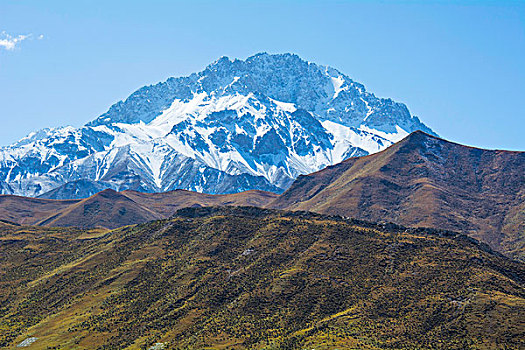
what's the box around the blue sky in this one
[0,0,524,150]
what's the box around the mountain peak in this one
[97,188,120,198]
[1,53,437,198]
[86,52,436,134]
[206,55,233,69]
[399,129,522,154]
[245,51,304,63]
[401,129,439,143]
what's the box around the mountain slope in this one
[271,131,525,260]
[0,195,79,226]
[1,207,523,349]
[121,189,279,217]
[35,189,163,229]
[0,53,435,198]
[0,189,279,229]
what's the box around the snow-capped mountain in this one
[0,53,436,199]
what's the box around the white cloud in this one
[0,31,44,51]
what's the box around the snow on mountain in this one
[0,53,436,199]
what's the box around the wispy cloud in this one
[0,32,44,51]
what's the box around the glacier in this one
[0,53,436,199]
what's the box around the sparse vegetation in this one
[0,207,523,349]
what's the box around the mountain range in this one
[0,53,435,199]
[1,131,523,261]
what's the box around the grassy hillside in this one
[0,207,523,349]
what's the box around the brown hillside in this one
[271,131,525,260]
[35,189,163,229]
[0,189,279,229]
[0,195,79,226]
[122,189,279,217]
